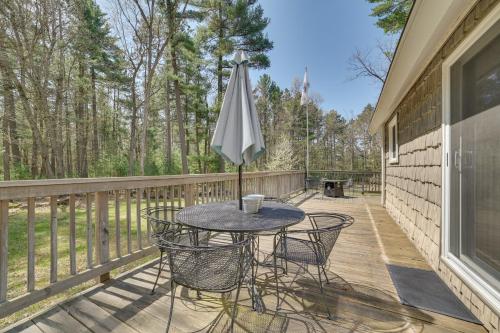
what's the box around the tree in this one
[0,0,384,182]
[349,0,412,84]
[323,110,347,169]
[196,0,273,172]
[368,0,413,34]
[71,0,124,175]
[266,134,298,171]
[166,0,192,174]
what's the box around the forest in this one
[0,0,387,181]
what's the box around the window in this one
[388,115,398,164]
[443,4,500,311]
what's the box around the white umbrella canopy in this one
[211,50,265,210]
[211,50,265,166]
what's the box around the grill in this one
[323,180,344,197]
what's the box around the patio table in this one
[176,200,305,312]
[176,200,305,233]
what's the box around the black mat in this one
[387,264,481,324]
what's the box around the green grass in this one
[0,197,168,329]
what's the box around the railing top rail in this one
[0,170,304,200]
[309,170,381,174]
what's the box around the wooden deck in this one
[2,194,486,333]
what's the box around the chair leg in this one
[166,280,177,333]
[321,265,330,284]
[230,281,242,333]
[273,253,280,310]
[152,251,164,295]
[316,264,333,320]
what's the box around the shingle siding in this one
[383,0,500,331]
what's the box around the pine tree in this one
[196,0,273,171]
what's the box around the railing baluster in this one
[163,187,167,209]
[69,194,76,275]
[50,196,58,283]
[0,200,8,302]
[126,190,132,254]
[86,193,93,269]
[201,183,204,204]
[27,198,35,291]
[155,187,159,209]
[136,189,142,249]
[115,191,121,258]
[177,186,182,208]
[170,186,175,221]
[146,188,151,243]
[195,184,199,205]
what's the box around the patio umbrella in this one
[211,50,265,210]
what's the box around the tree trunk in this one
[164,79,172,172]
[139,73,151,176]
[171,47,189,174]
[194,100,202,173]
[54,16,65,178]
[204,96,210,173]
[75,61,88,177]
[3,70,20,167]
[91,66,99,170]
[2,81,10,180]
[128,76,138,176]
[216,2,225,173]
[65,88,73,176]
[184,94,190,156]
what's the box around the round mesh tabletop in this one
[176,201,305,233]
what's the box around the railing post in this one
[95,191,110,283]
[185,184,195,207]
[0,200,8,302]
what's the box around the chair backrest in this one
[314,226,343,263]
[308,213,354,263]
[307,212,353,230]
[143,206,183,244]
[160,234,251,292]
[264,196,291,204]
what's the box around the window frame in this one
[388,115,399,164]
[441,2,500,313]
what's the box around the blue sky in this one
[249,0,391,119]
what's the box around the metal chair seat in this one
[272,212,354,319]
[159,232,252,333]
[274,236,328,265]
[144,206,211,295]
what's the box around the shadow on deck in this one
[3,193,486,333]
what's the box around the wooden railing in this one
[308,170,381,193]
[0,171,304,318]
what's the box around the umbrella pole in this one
[238,165,243,210]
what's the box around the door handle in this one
[463,150,473,169]
[454,151,461,170]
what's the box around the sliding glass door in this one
[449,20,500,292]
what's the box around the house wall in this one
[383,0,500,332]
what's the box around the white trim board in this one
[441,2,500,316]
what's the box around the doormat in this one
[387,264,481,324]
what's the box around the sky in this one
[249,0,391,119]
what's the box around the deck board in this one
[1,194,487,333]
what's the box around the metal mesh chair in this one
[264,195,291,204]
[144,206,210,294]
[159,232,252,333]
[272,213,354,318]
